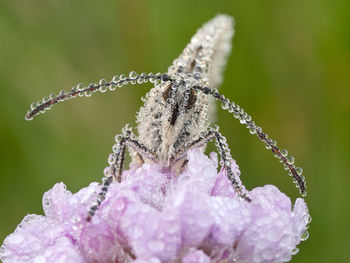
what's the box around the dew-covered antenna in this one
[24,72,166,121]
[194,85,307,196]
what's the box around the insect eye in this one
[185,89,197,109]
[162,85,172,103]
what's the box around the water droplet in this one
[291,248,299,255]
[166,98,174,105]
[120,74,126,81]
[103,167,111,176]
[239,117,246,124]
[112,144,119,153]
[154,72,161,80]
[99,86,107,93]
[194,72,201,79]
[108,154,115,165]
[249,127,256,134]
[281,149,288,157]
[129,71,137,80]
[30,103,37,110]
[112,75,120,83]
[300,230,309,241]
[115,135,122,142]
[304,214,312,224]
[77,83,84,91]
[221,101,229,110]
[59,90,66,96]
[109,84,116,91]
[140,72,147,83]
[149,73,156,83]
[286,156,295,165]
[295,167,303,175]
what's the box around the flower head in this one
[1,149,310,263]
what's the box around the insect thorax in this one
[136,75,210,166]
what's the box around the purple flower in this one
[0,149,310,262]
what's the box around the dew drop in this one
[30,103,37,110]
[281,149,288,157]
[129,71,137,80]
[109,84,116,91]
[286,156,295,165]
[112,144,119,153]
[112,75,120,83]
[304,214,312,224]
[59,90,66,96]
[249,127,256,134]
[295,167,303,175]
[300,230,309,241]
[221,101,229,110]
[77,83,84,91]
[233,111,240,119]
[99,86,107,93]
[291,248,299,255]
[239,117,246,124]
[140,72,148,83]
[149,73,156,83]
[108,154,115,165]
[120,74,126,81]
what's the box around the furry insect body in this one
[25,15,306,221]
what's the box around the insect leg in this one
[194,85,307,196]
[173,127,251,201]
[87,125,157,221]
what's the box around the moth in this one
[25,15,306,221]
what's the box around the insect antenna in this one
[25,72,170,121]
[194,85,307,196]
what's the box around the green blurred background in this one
[0,0,349,262]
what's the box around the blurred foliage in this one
[0,0,349,262]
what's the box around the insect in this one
[25,15,306,221]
